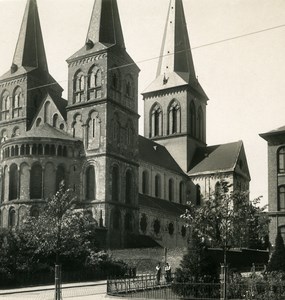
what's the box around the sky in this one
[1,0,285,206]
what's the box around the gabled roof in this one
[139,135,185,174]
[139,194,188,217]
[16,123,78,141]
[67,0,125,61]
[188,140,250,179]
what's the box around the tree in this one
[181,181,269,250]
[267,231,285,272]
[175,235,219,283]
[21,182,98,267]
[172,234,219,298]
[20,182,98,299]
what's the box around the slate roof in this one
[260,125,285,141]
[139,194,188,217]
[143,72,208,100]
[188,141,243,175]
[14,123,79,141]
[138,135,185,174]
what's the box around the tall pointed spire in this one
[157,0,195,79]
[12,0,48,73]
[143,0,207,99]
[86,0,125,49]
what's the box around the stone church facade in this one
[0,0,250,249]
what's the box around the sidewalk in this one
[0,280,106,295]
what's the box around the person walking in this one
[165,262,171,283]
[155,262,161,285]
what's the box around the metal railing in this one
[107,275,220,299]
[107,276,285,300]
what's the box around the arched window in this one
[36,118,42,127]
[113,114,120,145]
[1,91,10,121]
[56,165,65,191]
[112,165,119,202]
[1,129,7,142]
[278,186,285,211]
[155,174,161,198]
[215,181,222,196]
[112,72,120,90]
[8,208,16,228]
[30,164,42,199]
[73,71,85,103]
[9,164,18,200]
[57,145,62,156]
[20,145,25,155]
[197,107,204,141]
[125,75,134,99]
[12,87,23,118]
[113,209,121,229]
[140,214,147,233]
[190,101,196,137]
[153,219,161,235]
[72,114,83,138]
[196,184,201,206]
[52,114,58,128]
[125,170,132,204]
[87,111,100,149]
[126,120,134,146]
[169,178,174,202]
[179,181,185,204]
[150,104,163,137]
[142,170,149,195]
[86,166,95,200]
[30,207,39,219]
[125,213,133,232]
[87,66,102,100]
[168,100,181,134]
[44,144,50,155]
[278,147,285,173]
[44,101,50,123]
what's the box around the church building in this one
[0,0,250,249]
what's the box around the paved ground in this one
[0,281,110,300]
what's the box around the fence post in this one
[220,264,228,300]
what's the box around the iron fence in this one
[107,275,220,299]
[107,276,285,299]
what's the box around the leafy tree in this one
[267,231,285,272]
[20,182,98,268]
[181,181,269,250]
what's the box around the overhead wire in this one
[26,23,285,92]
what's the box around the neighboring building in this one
[260,126,285,245]
[0,0,250,249]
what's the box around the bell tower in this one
[0,0,63,139]
[142,0,208,172]
[66,0,140,248]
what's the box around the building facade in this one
[260,127,285,245]
[0,0,250,249]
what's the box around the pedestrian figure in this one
[165,262,171,283]
[156,262,161,285]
